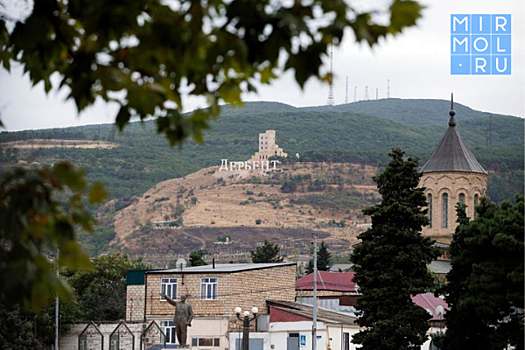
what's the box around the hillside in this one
[1,98,523,256]
[106,162,379,263]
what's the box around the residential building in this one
[126,262,296,349]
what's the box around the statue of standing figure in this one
[160,292,195,348]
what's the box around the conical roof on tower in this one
[420,94,488,175]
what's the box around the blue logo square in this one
[451,35,469,54]
[451,14,511,75]
[471,56,491,74]
[492,15,511,34]
[451,15,470,33]
[471,35,491,54]
[492,35,511,54]
[471,15,491,33]
[492,55,511,75]
[451,56,470,75]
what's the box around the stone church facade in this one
[419,97,488,243]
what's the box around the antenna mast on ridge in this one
[345,76,349,104]
[365,86,369,100]
[327,44,335,106]
[387,79,390,98]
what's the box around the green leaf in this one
[88,182,109,204]
[115,106,131,131]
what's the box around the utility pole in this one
[354,86,357,102]
[387,79,390,98]
[375,88,378,100]
[55,249,59,350]
[312,234,318,350]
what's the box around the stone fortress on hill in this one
[419,95,488,243]
[250,130,287,161]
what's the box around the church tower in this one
[419,94,488,243]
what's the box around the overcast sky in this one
[0,0,523,132]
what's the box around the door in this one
[235,338,264,350]
[287,333,300,350]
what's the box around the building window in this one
[474,194,479,218]
[428,194,433,229]
[343,332,350,350]
[160,321,176,344]
[201,277,218,300]
[442,193,448,228]
[192,338,220,347]
[161,278,177,300]
[459,193,465,205]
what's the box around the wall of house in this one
[269,321,328,350]
[420,171,488,243]
[145,264,296,321]
[126,284,145,322]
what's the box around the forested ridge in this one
[1,99,522,200]
[1,99,522,254]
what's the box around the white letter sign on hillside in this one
[219,159,280,172]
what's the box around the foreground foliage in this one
[0,163,107,312]
[442,196,524,350]
[351,149,438,350]
[0,0,424,145]
[66,254,150,321]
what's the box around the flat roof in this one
[146,262,296,274]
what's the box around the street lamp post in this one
[234,307,258,350]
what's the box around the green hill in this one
[1,98,523,202]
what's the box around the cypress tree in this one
[442,195,524,350]
[306,241,332,274]
[351,148,438,349]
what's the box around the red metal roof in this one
[295,272,357,292]
[411,292,449,321]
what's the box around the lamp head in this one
[234,307,242,315]
[251,307,258,315]
[243,311,250,317]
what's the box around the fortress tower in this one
[419,95,488,243]
[251,130,287,161]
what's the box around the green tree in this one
[0,0,425,312]
[306,241,332,273]
[442,196,524,350]
[350,148,438,350]
[67,254,150,321]
[251,240,284,263]
[189,250,207,267]
[0,164,107,312]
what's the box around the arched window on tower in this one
[442,193,448,228]
[428,194,433,229]
[459,193,465,205]
[474,194,479,218]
